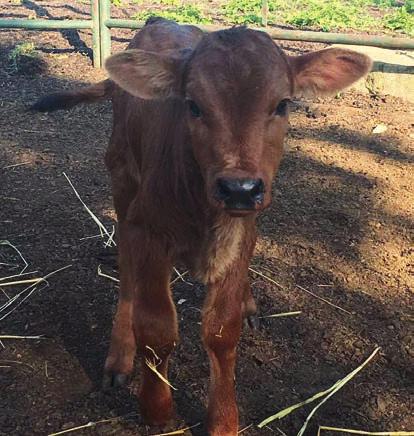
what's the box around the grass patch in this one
[284,0,376,32]
[134,0,212,24]
[115,0,414,36]
[383,6,414,34]
[221,0,263,25]
[8,42,36,71]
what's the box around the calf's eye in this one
[274,99,291,117]
[187,100,202,118]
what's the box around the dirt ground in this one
[0,1,413,436]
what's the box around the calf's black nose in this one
[215,177,265,210]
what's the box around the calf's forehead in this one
[185,29,293,102]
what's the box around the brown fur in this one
[33,18,371,435]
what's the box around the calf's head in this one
[106,28,371,216]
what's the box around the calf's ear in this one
[105,49,187,99]
[288,48,372,97]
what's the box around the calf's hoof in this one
[102,371,129,390]
[139,391,174,426]
[244,314,260,330]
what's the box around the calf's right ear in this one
[288,48,373,97]
[105,49,186,100]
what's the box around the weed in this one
[8,42,37,71]
[221,0,263,25]
[383,5,414,34]
[121,0,414,36]
[284,0,375,32]
[7,42,47,75]
[134,3,211,24]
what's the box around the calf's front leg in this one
[104,222,178,425]
[202,229,256,436]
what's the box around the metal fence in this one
[0,0,413,68]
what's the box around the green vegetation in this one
[221,0,262,25]
[113,0,414,36]
[8,42,37,71]
[383,5,414,33]
[133,0,211,24]
[284,1,376,32]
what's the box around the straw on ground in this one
[318,426,414,435]
[248,265,351,315]
[296,284,352,315]
[0,240,28,273]
[259,311,302,319]
[248,267,284,289]
[63,172,116,247]
[48,413,137,436]
[97,264,119,283]
[258,347,381,434]
[149,423,201,436]
[0,264,72,321]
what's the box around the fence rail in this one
[0,0,413,68]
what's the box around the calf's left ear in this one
[105,49,188,100]
[288,48,372,97]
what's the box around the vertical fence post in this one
[261,0,268,27]
[91,0,101,68]
[100,0,112,65]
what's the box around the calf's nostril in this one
[250,179,265,203]
[215,178,233,201]
[250,179,264,195]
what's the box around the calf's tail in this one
[31,79,113,112]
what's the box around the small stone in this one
[372,124,388,134]
[354,340,365,349]
[376,396,387,413]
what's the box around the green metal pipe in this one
[99,0,112,64]
[105,19,414,50]
[0,18,92,30]
[91,0,101,68]
[105,18,143,29]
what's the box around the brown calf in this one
[34,18,371,435]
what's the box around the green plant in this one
[134,3,211,24]
[8,42,37,70]
[222,0,263,24]
[383,5,414,34]
[284,0,375,31]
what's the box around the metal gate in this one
[0,0,412,68]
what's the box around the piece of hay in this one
[48,413,137,436]
[258,347,381,433]
[97,265,119,283]
[0,240,28,273]
[63,172,116,247]
[259,311,302,318]
[318,426,414,435]
[295,284,352,315]
[248,267,284,289]
[150,423,201,436]
[145,357,177,391]
[0,264,72,320]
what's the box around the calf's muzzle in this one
[214,177,265,212]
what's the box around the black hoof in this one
[244,315,260,330]
[102,372,128,390]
